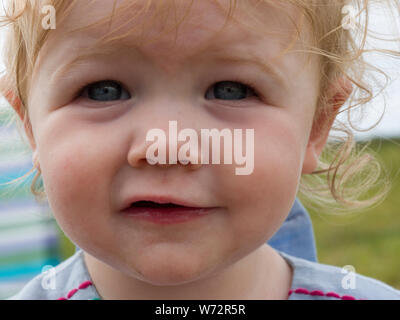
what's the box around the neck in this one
[83,244,293,300]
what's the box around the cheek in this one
[213,113,306,242]
[37,131,115,237]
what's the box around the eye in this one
[80,80,131,101]
[205,81,257,101]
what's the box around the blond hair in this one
[0,0,399,213]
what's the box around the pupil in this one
[88,81,121,101]
[214,81,247,100]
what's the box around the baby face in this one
[28,0,321,284]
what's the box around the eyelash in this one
[75,79,124,98]
[222,77,262,99]
[75,80,98,98]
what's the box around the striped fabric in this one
[0,99,61,299]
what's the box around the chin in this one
[128,247,213,286]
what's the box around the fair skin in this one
[4,0,352,299]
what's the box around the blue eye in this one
[206,81,256,100]
[79,80,256,103]
[82,80,131,101]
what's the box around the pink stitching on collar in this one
[57,282,363,300]
[57,280,93,300]
[288,287,360,300]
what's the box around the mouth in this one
[131,201,190,208]
[121,199,215,224]
[127,200,198,210]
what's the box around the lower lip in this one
[122,206,214,224]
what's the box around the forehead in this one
[42,0,308,66]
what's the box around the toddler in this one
[1,0,400,300]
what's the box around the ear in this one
[0,77,37,151]
[302,77,353,174]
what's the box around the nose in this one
[127,120,203,171]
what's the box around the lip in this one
[120,195,207,212]
[119,195,217,224]
[122,206,215,224]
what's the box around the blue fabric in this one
[75,198,318,262]
[267,198,317,262]
[279,250,400,300]
[10,248,400,300]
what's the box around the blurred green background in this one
[306,137,400,290]
[58,137,400,290]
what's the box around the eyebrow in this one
[51,43,143,83]
[51,41,288,90]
